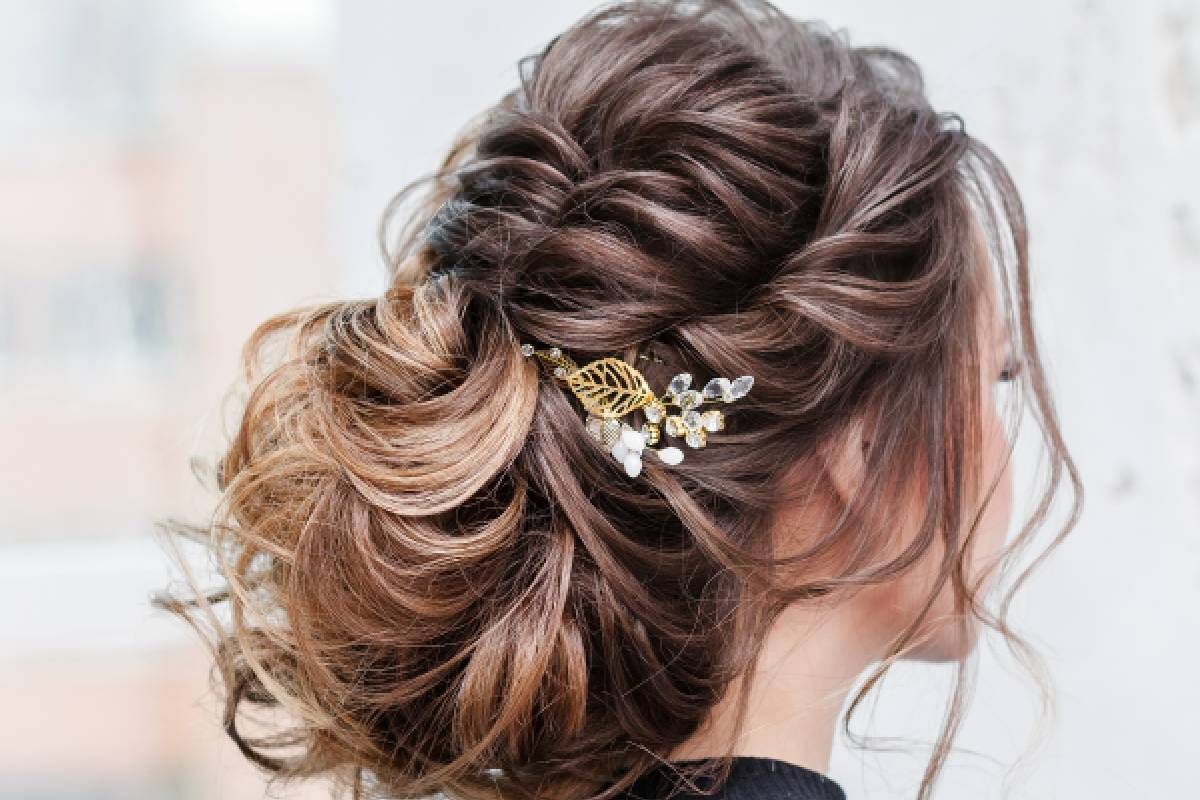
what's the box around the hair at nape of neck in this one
[520,341,753,477]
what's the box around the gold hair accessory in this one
[520,342,753,477]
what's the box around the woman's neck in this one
[666,592,886,775]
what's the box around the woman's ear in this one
[821,414,871,507]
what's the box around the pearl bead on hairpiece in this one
[520,342,753,478]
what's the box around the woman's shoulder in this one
[611,756,846,800]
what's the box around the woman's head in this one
[157,2,1081,799]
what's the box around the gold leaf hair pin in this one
[520,342,753,478]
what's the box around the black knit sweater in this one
[613,756,846,800]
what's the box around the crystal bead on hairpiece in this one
[520,341,753,477]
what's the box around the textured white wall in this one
[335,2,1200,797]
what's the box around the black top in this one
[613,756,846,800]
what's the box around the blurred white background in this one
[0,1,1196,798]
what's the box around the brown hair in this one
[156,2,1082,799]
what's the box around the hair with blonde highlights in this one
[156,2,1083,799]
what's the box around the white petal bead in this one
[702,377,730,400]
[656,446,684,465]
[621,427,645,452]
[623,452,643,478]
[611,441,628,462]
[668,373,692,395]
[729,375,754,399]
